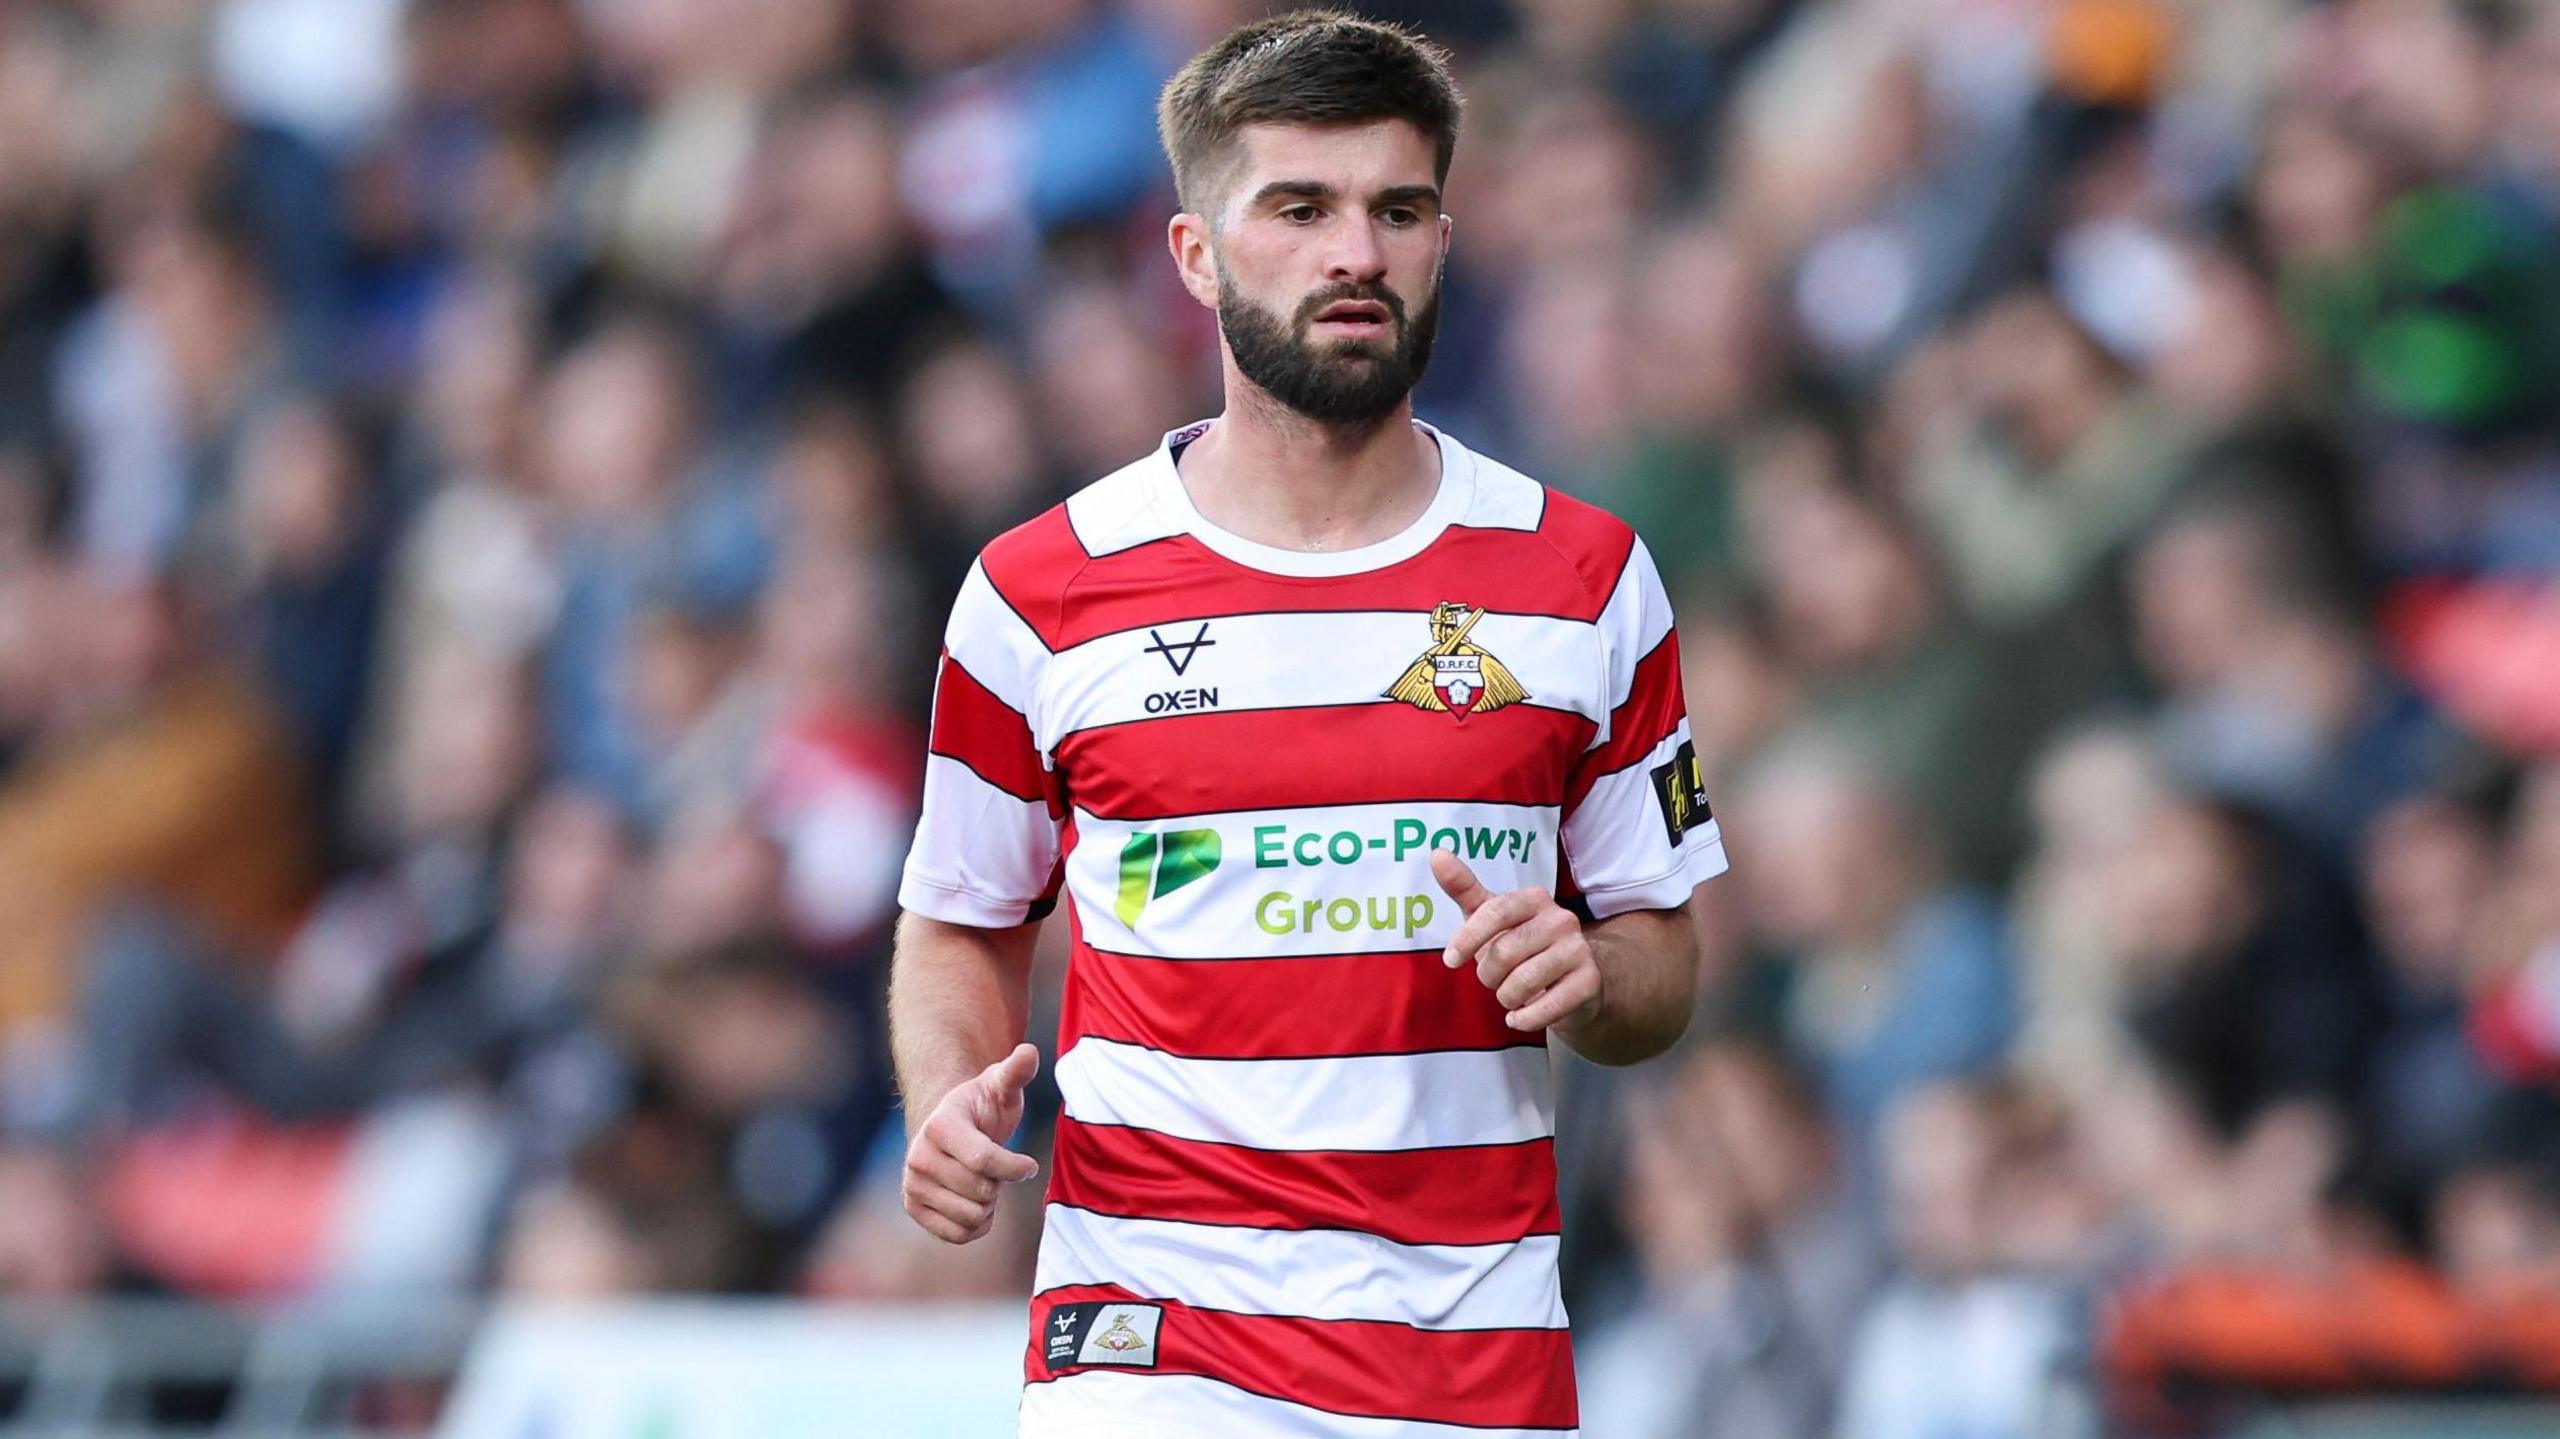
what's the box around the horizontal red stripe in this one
[1057,701,1591,821]
[1048,1116,1559,1248]
[1062,945,1529,1060]
[1565,630,1684,815]
[1538,491,1640,620]
[975,484,1643,653]
[1042,530,1616,650]
[976,508,1087,650]
[928,651,1048,803]
[1027,1281,1577,1430]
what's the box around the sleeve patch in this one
[1650,739,1713,846]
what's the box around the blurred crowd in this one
[8,0,2560,1433]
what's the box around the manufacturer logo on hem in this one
[1043,1301,1163,1369]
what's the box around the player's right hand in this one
[901,1042,1043,1244]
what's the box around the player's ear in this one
[1169,211,1220,310]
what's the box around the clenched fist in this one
[1432,850,1604,1034]
[902,1042,1042,1244]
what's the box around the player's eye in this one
[1280,204,1322,225]
[1380,207,1420,227]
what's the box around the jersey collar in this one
[1143,416,1477,578]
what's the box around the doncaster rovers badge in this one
[1385,602,1528,719]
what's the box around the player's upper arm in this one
[899,560,1066,928]
[893,909,1044,983]
[1559,536,1728,918]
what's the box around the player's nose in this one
[1321,218,1389,286]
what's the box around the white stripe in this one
[1022,1370,1578,1438]
[1067,798,1556,959]
[1064,448,1182,559]
[944,559,1050,713]
[1041,608,1607,745]
[1586,537,1676,738]
[1036,1205,1565,1332]
[899,754,1060,927]
[1461,451,1548,532]
[1054,1039,1554,1152]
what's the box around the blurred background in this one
[7,0,2560,1434]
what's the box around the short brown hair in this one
[1156,9,1463,219]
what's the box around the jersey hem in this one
[898,872,1036,928]
[1577,838,1729,920]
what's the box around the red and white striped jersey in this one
[899,418,1729,1438]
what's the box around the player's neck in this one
[1175,389,1440,554]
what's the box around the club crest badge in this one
[1385,602,1528,720]
[1046,1300,1163,1369]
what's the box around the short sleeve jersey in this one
[900,418,1729,1438]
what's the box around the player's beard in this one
[1216,261,1441,426]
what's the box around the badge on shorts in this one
[1043,1301,1164,1369]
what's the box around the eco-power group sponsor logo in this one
[1115,828,1221,925]
[1252,818,1538,869]
[1111,815,1543,942]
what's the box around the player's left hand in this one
[1432,850,1603,1034]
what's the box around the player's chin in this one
[1305,332,1394,361]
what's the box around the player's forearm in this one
[1554,901,1701,1066]
[889,911,1041,1129]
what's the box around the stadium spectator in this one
[1727,736,2014,1137]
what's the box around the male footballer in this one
[891,10,1728,1435]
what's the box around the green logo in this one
[1116,829,1222,924]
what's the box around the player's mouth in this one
[1310,300,1393,339]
